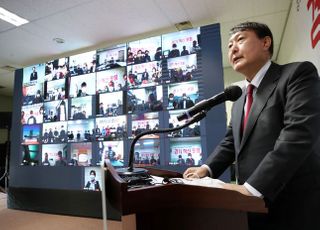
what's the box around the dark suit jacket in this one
[178,99,194,109]
[30,72,38,81]
[206,61,320,230]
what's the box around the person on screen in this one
[141,69,149,84]
[181,45,189,56]
[168,93,178,109]
[148,92,163,111]
[151,67,160,83]
[27,110,36,124]
[21,145,32,165]
[154,47,162,61]
[134,50,144,64]
[53,127,59,142]
[77,82,88,97]
[90,60,96,73]
[95,125,101,136]
[175,68,184,82]
[105,104,114,116]
[75,64,84,75]
[150,155,157,165]
[144,50,151,62]
[57,100,66,121]
[39,105,44,116]
[127,53,134,64]
[47,128,54,143]
[116,83,122,91]
[190,40,201,53]
[42,152,50,166]
[59,125,67,142]
[184,71,193,81]
[128,71,138,87]
[116,123,124,139]
[84,130,90,141]
[82,62,90,74]
[178,93,194,109]
[55,150,67,166]
[30,66,38,81]
[68,154,78,166]
[84,170,101,191]
[68,131,74,141]
[183,22,320,230]
[185,153,195,166]
[168,43,180,58]
[177,154,185,166]
[76,131,81,141]
[33,90,43,104]
[106,145,116,161]
[57,65,67,79]
[127,47,133,58]
[108,80,115,92]
[105,126,111,139]
[134,152,140,164]
[42,129,49,143]
[98,102,105,115]
[21,111,26,124]
[145,122,151,131]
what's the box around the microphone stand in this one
[116,110,207,178]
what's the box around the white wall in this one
[277,0,320,71]
[223,67,245,124]
[223,0,320,125]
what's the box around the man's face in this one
[228,30,270,76]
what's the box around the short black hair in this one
[230,21,273,57]
[90,170,96,176]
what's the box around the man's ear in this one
[263,36,272,52]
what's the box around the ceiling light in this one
[175,21,193,31]
[53,38,65,44]
[0,7,29,26]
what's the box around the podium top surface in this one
[105,164,267,215]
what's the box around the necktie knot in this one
[247,84,254,95]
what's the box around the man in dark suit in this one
[168,43,180,58]
[178,93,195,109]
[183,22,320,230]
[30,66,38,81]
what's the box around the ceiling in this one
[0,0,292,96]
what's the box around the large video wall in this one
[10,24,227,192]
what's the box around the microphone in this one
[177,85,242,121]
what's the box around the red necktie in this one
[243,84,254,131]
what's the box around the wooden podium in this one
[105,162,267,230]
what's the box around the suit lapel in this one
[239,63,281,152]
[233,89,245,152]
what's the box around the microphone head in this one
[224,85,242,102]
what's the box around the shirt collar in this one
[245,60,271,88]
